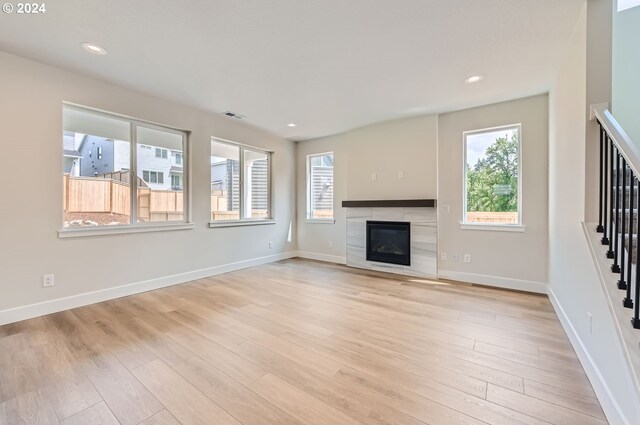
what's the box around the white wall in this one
[344,115,439,200]
[438,95,549,292]
[586,0,614,222]
[548,3,640,424]
[0,51,296,317]
[295,114,438,262]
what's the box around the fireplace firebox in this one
[366,221,411,266]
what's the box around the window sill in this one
[306,219,335,224]
[58,222,195,238]
[209,219,277,228]
[459,223,525,232]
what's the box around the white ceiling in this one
[0,0,585,141]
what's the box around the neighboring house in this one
[74,133,183,191]
[210,158,268,212]
[310,165,334,213]
[62,131,81,176]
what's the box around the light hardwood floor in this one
[0,259,607,425]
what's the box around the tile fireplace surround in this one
[343,200,437,278]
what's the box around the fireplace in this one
[366,221,411,266]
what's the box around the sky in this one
[466,128,518,168]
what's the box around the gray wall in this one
[437,94,549,291]
[296,114,438,262]
[296,96,548,292]
[0,51,296,312]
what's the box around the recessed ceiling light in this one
[288,123,296,127]
[465,75,484,84]
[81,42,107,55]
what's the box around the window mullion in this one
[130,124,138,224]
[309,159,314,218]
[182,133,189,223]
[239,147,245,220]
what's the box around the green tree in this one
[466,132,519,212]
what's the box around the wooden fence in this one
[64,174,184,222]
[466,211,518,224]
[64,175,272,222]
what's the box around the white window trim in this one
[59,222,194,238]
[209,137,273,225]
[306,151,335,222]
[306,219,336,224]
[60,103,192,238]
[459,223,525,232]
[462,123,522,230]
[209,218,277,228]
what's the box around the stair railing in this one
[594,106,640,330]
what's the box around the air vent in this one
[223,111,246,120]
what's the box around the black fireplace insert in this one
[366,221,410,266]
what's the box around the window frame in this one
[143,170,164,184]
[306,151,335,224]
[461,124,524,231]
[59,103,192,238]
[209,137,274,227]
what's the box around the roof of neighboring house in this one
[170,166,183,173]
[63,149,82,158]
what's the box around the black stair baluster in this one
[598,123,605,233]
[602,132,610,245]
[614,152,622,271]
[632,174,640,327]
[607,144,620,258]
[613,152,621,271]
[624,175,635,308]
[608,140,615,257]
[618,162,627,286]
[634,244,640,328]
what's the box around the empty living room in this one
[1,0,640,424]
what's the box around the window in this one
[171,174,182,189]
[62,104,189,230]
[142,170,164,184]
[463,125,521,226]
[210,138,271,222]
[307,152,334,221]
[172,151,183,165]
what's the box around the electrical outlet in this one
[441,252,446,261]
[464,254,471,263]
[42,274,55,288]
[371,173,377,181]
[329,241,334,249]
[452,254,458,262]
[268,241,274,249]
[440,204,450,213]
[587,312,593,335]
[398,170,405,179]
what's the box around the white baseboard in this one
[295,251,347,264]
[548,287,630,425]
[0,251,298,326]
[438,269,546,294]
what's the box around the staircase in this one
[595,110,640,331]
